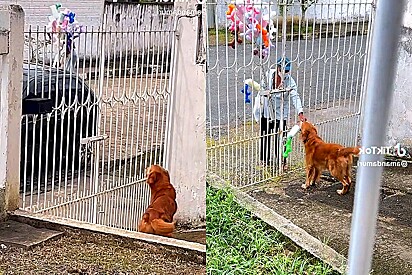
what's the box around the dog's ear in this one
[300,124,309,141]
[164,169,170,180]
[147,170,158,185]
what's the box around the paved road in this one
[206,35,369,129]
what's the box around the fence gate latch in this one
[81,135,108,145]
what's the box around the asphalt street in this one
[206,35,369,129]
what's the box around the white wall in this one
[305,0,372,22]
[2,0,104,28]
[387,1,412,149]
[403,0,412,28]
[165,1,206,223]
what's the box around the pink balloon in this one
[238,21,245,32]
[236,5,245,18]
[245,6,253,12]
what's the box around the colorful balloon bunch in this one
[226,0,276,58]
[47,4,85,59]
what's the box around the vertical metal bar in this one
[348,1,405,274]
[356,2,375,141]
[22,27,31,210]
[123,30,133,183]
[156,32,168,167]
[164,19,178,170]
[326,2,337,111]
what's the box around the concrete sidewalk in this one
[246,162,412,274]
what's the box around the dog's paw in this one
[336,189,344,195]
[301,183,308,189]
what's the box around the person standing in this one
[256,57,306,168]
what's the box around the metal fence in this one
[19,18,176,231]
[206,0,374,188]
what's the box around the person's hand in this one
[298,112,307,122]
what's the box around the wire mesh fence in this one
[19,19,176,231]
[206,0,374,188]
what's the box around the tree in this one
[278,0,318,21]
[298,0,318,21]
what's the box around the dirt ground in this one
[247,160,412,274]
[174,229,206,245]
[0,228,205,275]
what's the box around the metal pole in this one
[348,1,406,274]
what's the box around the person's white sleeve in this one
[289,77,304,115]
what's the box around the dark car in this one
[21,64,97,191]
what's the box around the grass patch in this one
[292,24,314,34]
[208,28,229,46]
[206,186,337,275]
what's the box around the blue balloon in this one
[241,84,252,104]
[68,12,75,24]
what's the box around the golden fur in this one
[300,121,360,195]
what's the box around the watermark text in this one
[359,143,407,157]
[358,160,408,168]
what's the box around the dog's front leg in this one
[302,166,314,189]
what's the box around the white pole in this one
[348,1,406,274]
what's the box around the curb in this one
[9,210,205,260]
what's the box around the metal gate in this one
[19,6,177,231]
[206,0,375,187]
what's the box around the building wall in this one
[102,3,175,56]
[305,0,372,22]
[387,1,412,150]
[3,0,105,28]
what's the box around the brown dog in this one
[300,121,360,195]
[138,165,177,237]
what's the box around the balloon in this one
[226,4,235,15]
[238,21,245,32]
[241,84,252,103]
[226,1,275,58]
[46,4,84,59]
[244,79,261,91]
[67,12,76,24]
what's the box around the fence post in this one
[347,0,406,274]
[165,2,206,223]
[0,5,24,220]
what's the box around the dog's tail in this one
[338,146,360,157]
[151,219,175,235]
